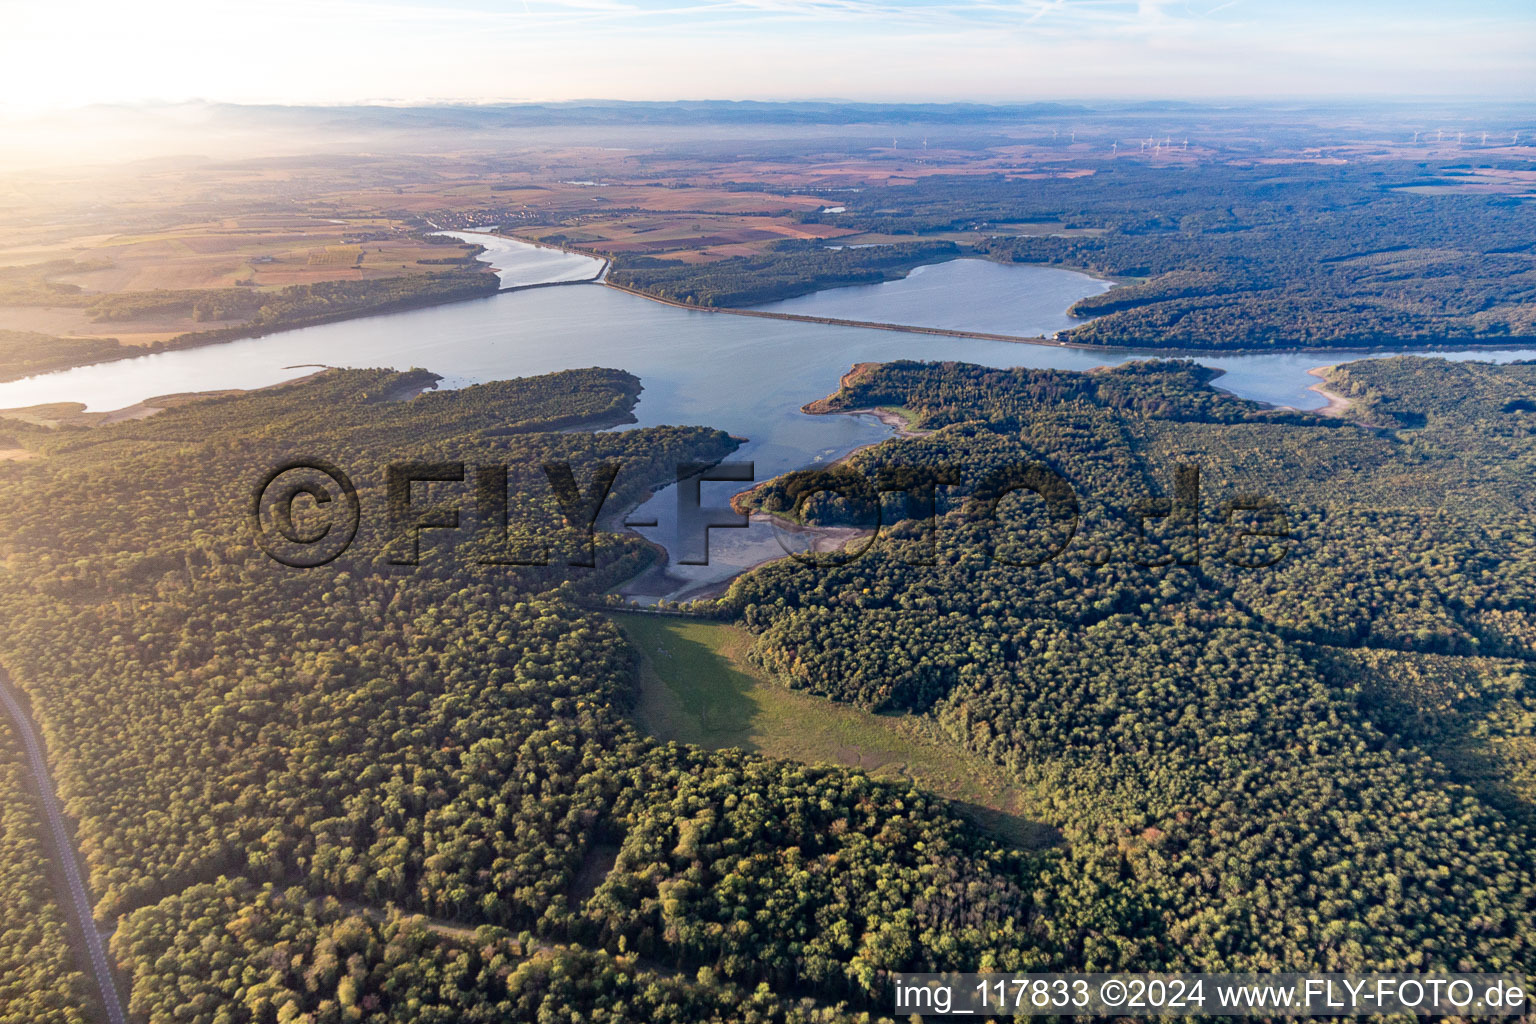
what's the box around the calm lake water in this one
[750,257,1112,338]
[470,233,602,286]
[2,232,1532,599]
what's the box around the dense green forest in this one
[116,881,884,1023]
[3,356,1536,1020]
[0,366,1015,1021]
[959,165,1536,348]
[0,330,126,384]
[659,162,1536,348]
[729,357,1536,971]
[0,273,501,382]
[88,270,500,337]
[606,240,959,307]
[0,717,95,1022]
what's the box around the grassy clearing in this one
[875,404,924,430]
[611,612,1057,848]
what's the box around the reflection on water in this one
[0,233,1531,601]
[750,257,1112,338]
[466,233,603,287]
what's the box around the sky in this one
[0,0,1532,111]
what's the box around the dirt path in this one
[0,673,127,1024]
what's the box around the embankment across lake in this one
[602,280,1063,345]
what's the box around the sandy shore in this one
[617,511,876,605]
[724,410,912,518]
[802,362,881,414]
[1306,365,1354,417]
[800,363,926,440]
[751,511,875,554]
[841,406,924,438]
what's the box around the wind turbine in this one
[1412,131,1419,143]
[1482,132,1489,144]
[1111,142,1118,154]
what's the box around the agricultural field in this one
[8,110,1530,368]
[0,205,487,347]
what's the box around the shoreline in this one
[612,382,910,607]
[602,279,1072,345]
[724,405,914,519]
[0,368,343,429]
[616,511,876,606]
[10,228,1536,395]
[803,406,925,476]
[1305,365,1354,417]
[0,272,504,387]
[849,407,921,435]
[458,229,611,288]
[595,274,1536,358]
[11,248,1536,399]
[800,362,928,441]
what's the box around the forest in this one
[1,356,1535,1020]
[727,356,1536,969]
[606,241,960,307]
[630,161,1536,349]
[0,330,126,384]
[0,716,95,1023]
[0,273,502,384]
[0,366,1020,1022]
[942,164,1536,348]
[87,271,500,337]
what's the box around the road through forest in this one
[0,672,127,1024]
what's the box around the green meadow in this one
[610,612,1057,848]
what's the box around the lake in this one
[466,232,602,286]
[749,257,1112,338]
[2,232,1532,600]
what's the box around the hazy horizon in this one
[3,93,1530,174]
[3,0,1532,114]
